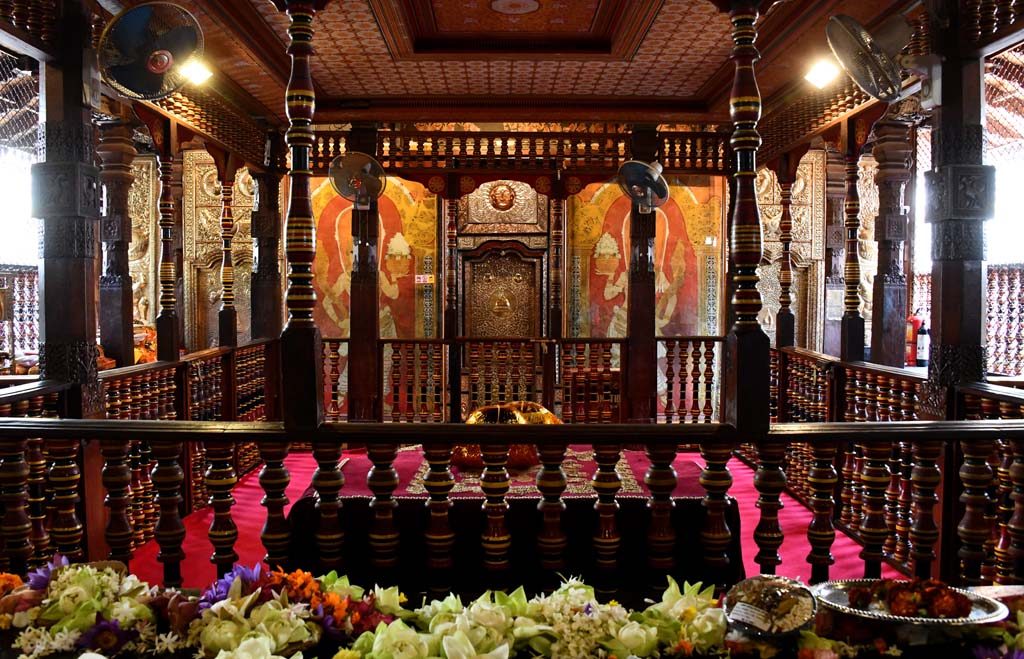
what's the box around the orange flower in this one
[674,639,694,656]
[311,591,351,619]
[269,568,321,603]
[0,574,22,597]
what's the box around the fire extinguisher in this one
[906,309,923,366]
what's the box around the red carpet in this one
[131,451,896,589]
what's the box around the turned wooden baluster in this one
[0,435,30,575]
[843,367,857,421]
[469,342,481,414]
[100,439,133,564]
[390,344,402,422]
[840,443,855,525]
[689,341,701,422]
[754,439,786,574]
[423,442,454,598]
[46,439,83,561]
[593,443,622,597]
[703,340,715,422]
[960,438,996,585]
[481,442,511,589]
[851,447,864,532]
[537,441,568,581]
[1008,436,1024,582]
[646,442,678,583]
[404,344,415,421]
[664,340,677,422]
[151,440,186,586]
[910,440,943,578]
[129,441,145,548]
[327,340,341,420]
[807,440,838,583]
[996,436,1015,583]
[895,443,914,565]
[432,346,443,422]
[859,443,891,578]
[313,443,344,571]
[206,444,238,576]
[367,443,399,575]
[419,345,429,421]
[700,441,733,585]
[258,441,291,569]
[884,442,901,556]
[26,437,48,565]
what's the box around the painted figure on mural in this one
[378,195,417,339]
[588,194,631,338]
[312,182,354,338]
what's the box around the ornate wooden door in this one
[463,243,543,338]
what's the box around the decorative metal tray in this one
[811,579,1009,626]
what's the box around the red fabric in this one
[130,452,897,589]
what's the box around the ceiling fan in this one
[617,160,669,214]
[98,1,205,101]
[329,152,387,210]
[826,13,940,107]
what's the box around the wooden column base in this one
[871,281,907,368]
[776,309,795,349]
[822,283,843,357]
[841,312,865,363]
[99,281,134,367]
[219,307,238,348]
[280,325,324,429]
[156,313,180,362]
[723,329,770,434]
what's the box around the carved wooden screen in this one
[182,150,255,350]
[127,155,160,327]
[463,246,543,338]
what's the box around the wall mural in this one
[311,176,439,340]
[567,177,725,339]
[755,149,827,350]
[127,155,160,327]
[182,150,256,350]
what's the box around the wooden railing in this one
[657,337,722,423]
[0,264,39,360]
[1,418,1023,598]
[309,129,732,176]
[558,339,625,423]
[461,338,544,416]
[381,339,448,423]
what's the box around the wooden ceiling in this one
[153,0,912,124]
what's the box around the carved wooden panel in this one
[755,150,827,350]
[857,155,879,348]
[463,247,542,338]
[182,150,255,350]
[127,155,159,326]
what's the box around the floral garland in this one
[0,559,1016,659]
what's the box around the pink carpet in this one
[131,451,896,589]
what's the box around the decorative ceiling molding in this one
[369,0,662,60]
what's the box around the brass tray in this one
[811,579,1009,626]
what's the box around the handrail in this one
[0,379,71,406]
[959,381,1024,406]
[0,417,1022,443]
[98,359,177,380]
[845,360,927,382]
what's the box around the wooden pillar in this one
[921,0,993,420]
[626,125,658,422]
[823,145,846,357]
[770,145,808,349]
[276,0,326,429]
[871,117,913,367]
[251,131,286,340]
[546,177,566,411]
[347,123,380,421]
[714,0,770,434]
[840,121,865,363]
[97,121,137,367]
[32,0,102,417]
[208,148,241,348]
[444,174,461,423]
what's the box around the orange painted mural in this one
[312,176,438,340]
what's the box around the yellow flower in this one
[332,650,362,659]
[0,613,12,630]
[608,600,620,607]
[682,606,698,623]
[399,592,408,604]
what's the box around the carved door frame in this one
[460,240,547,338]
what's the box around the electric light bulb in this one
[805,59,840,89]
[181,58,213,85]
